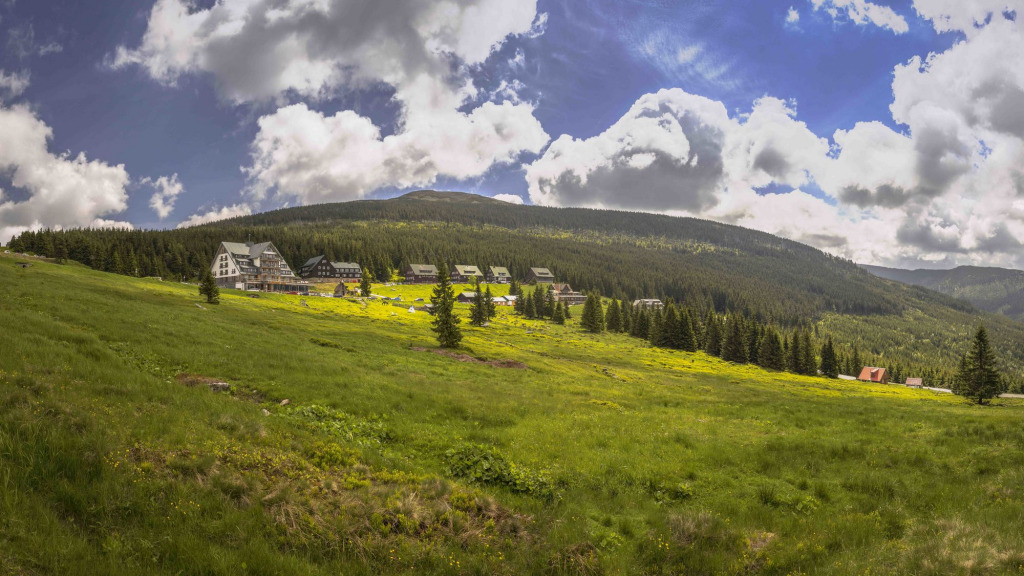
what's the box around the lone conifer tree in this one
[581,292,605,333]
[469,279,487,327]
[430,261,462,348]
[820,337,839,378]
[199,270,220,304]
[952,325,1004,404]
[552,301,566,325]
[484,285,496,320]
[359,268,373,297]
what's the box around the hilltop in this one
[3,253,1024,575]
[864,264,1024,323]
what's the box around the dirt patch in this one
[175,373,231,392]
[410,347,527,369]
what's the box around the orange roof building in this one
[857,367,890,384]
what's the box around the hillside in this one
[864,264,1024,322]
[3,254,1024,575]
[8,190,1024,384]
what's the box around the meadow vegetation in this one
[3,254,1024,574]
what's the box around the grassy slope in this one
[2,254,1024,575]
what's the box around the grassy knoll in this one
[2,254,1024,575]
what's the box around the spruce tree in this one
[469,279,487,327]
[633,307,649,339]
[952,325,1004,404]
[545,285,557,319]
[199,270,220,304]
[605,298,622,332]
[532,285,546,319]
[788,329,802,373]
[581,292,605,333]
[484,285,496,320]
[801,330,816,376]
[678,309,697,352]
[661,303,680,348]
[360,268,373,297]
[563,301,572,320]
[513,283,526,315]
[620,300,631,334]
[430,262,462,348]
[758,327,785,371]
[524,291,537,319]
[721,315,748,363]
[746,323,760,365]
[820,337,839,378]
[851,348,863,376]
[648,309,663,346]
[552,301,566,325]
[704,311,722,357]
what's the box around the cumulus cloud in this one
[115,0,549,205]
[177,203,252,229]
[142,173,184,220]
[0,69,29,99]
[492,193,524,204]
[786,7,802,26]
[0,104,131,243]
[811,0,910,33]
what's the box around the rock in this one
[261,409,271,416]
[280,399,290,406]
[207,382,231,393]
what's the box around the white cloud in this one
[177,203,252,228]
[0,69,29,99]
[142,173,184,220]
[115,0,549,205]
[811,0,910,34]
[492,193,524,204]
[912,0,1024,35]
[786,7,801,25]
[0,104,131,244]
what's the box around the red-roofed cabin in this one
[857,367,890,384]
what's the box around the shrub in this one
[443,443,555,499]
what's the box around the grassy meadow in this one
[2,253,1024,575]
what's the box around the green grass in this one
[2,254,1024,575]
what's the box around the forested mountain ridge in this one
[864,264,1024,322]
[8,190,1024,383]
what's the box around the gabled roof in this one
[302,255,328,269]
[332,262,360,269]
[452,265,482,276]
[905,378,923,386]
[221,241,277,262]
[408,264,438,275]
[529,267,554,277]
[857,367,889,382]
[458,292,478,299]
[552,283,576,293]
[489,266,510,276]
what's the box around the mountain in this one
[864,264,1024,322]
[7,190,1024,384]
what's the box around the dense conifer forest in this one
[8,190,1024,389]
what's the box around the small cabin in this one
[526,267,555,284]
[857,367,890,385]
[552,283,586,306]
[405,264,438,284]
[905,377,923,388]
[334,283,348,297]
[633,299,664,310]
[457,291,478,304]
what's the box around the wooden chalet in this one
[487,266,511,284]
[298,256,361,282]
[405,264,438,284]
[857,367,890,385]
[451,265,484,284]
[211,241,309,294]
[526,267,555,284]
[332,262,362,282]
[552,283,586,306]
[905,378,923,388]
[457,291,478,304]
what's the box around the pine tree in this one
[484,285,496,320]
[648,309,663,346]
[199,270,220,304]
[360,268,373,297]
[758,327,785,371]
[788,329,802,373]
[545,285,556,319]
[820,337,839,378]
[801,330,816,375]
[633,307,649,339]
[605,298,622,332]
[524,291,537,319]
[678,309,697,352]
[563,301,572,320]
[746,323,761,365]
[581,292,605,333]
[469,279,487,327]
[704,311,722,357]
[513,282,526,315]
[552,301,566,325]
[721,315,748,363]
[661,303,681,348]
[532,285,546,319]
[430,261,462,348]
[952,325,1004,404]
[851,348,863,376]
[620,300,631,334]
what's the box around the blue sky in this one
[2,0,1023,269]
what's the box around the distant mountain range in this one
[863,264,1024,322]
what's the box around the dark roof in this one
[302,255,328,269]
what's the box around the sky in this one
[1,0,1024,270]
